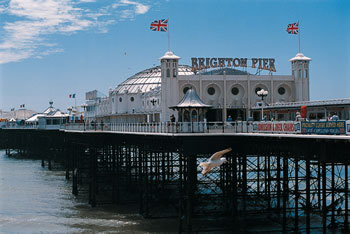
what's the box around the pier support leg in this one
[282,156,288,233]
[48,158,52,171]
[294,159,299,233]
[306,159,311,234]
[322,162,327,233]
[41,159,45,168]
[345,164,349,230]
[331,163,335,227]
[73,168,78,196]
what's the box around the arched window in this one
[173,68,176,77]
[184,110,190,122]
[191,110,197,122]
[166,69,170,77]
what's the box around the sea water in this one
[0,151,177,233]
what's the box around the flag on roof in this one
[69,94,76,98]
[286,22,299,34]
[150,19,168,32]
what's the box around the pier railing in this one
[4,120,349,135]
[61,121,298,134]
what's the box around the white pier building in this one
[85,51,312,123]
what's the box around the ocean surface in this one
[0,151,177,233]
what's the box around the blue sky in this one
[0,0,349,112]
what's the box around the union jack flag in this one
[150,19,168,32]
[286,22,299,34]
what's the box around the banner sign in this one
[191,57,276,72]
[253,121,300,133]
[301,121,346,135]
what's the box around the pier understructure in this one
[0,129,349,233]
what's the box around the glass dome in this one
[114,65,193,94]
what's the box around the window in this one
[208,87,215,95]
[298,69,302,78]
[119,97,122,102]
[255,87,262,94]
[183,87,190,94]
[231,87,239,95]
[166,69,170,77]
[173,68,176,77]
[278,87,286,95]
[130,97,134,102]
[305,69,308,78]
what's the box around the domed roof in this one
[159,51,181,60]
[289,52,312,61]
[114,65,194,94]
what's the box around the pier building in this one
[85,51,313,123]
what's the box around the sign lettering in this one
[191,57,276,72]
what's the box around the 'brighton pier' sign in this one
[191,57,276,72]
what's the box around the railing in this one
[62,121,256,133]
[3,121,350,135]
[63,122,209,133]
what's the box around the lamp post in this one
[257,89,268,121]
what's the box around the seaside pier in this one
[1,128,350,233]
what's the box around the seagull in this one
[199,148,232,175]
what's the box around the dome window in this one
[119,97,122,102]
[278,87,286,95]
[208,87,215,95]
[231,87,239,95]
[130,97,134,102]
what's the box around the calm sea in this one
[0,151,177,233]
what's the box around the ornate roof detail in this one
[170,89,212,109]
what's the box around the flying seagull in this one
[199,148,232,175]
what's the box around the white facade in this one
[85,51,311,122]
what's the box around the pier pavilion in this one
[84,51,313,123]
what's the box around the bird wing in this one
[209,148,232,161]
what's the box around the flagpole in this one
[167,18,170,52]
[298,21,300,53]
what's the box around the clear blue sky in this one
[0,0,349,112]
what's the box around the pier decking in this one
[1,128,349,233]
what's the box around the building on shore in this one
[84,51,349,123]
[0,108,37,122]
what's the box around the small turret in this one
[289,52,311,101]
[160,51,181,121]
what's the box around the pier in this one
[1,128,350,233]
